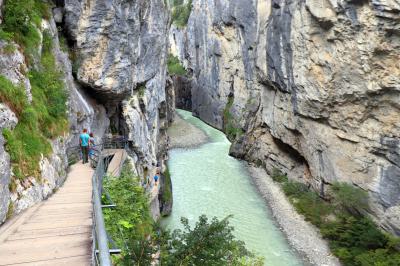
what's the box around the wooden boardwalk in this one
[0,162,94,266]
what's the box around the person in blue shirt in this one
[79,128,90,164]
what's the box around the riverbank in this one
[248,166,341,266]
[167,112,208,148]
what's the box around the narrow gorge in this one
[170,0,400,236]
[0,0,399,265]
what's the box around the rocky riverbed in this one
[167,112,208,149]
[249,166,341,266]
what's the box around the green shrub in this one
[167,54,187,76]
[271,168,289,183]
[331,182,369,215]
[103,164,156,265]
[171,0,192,28]
[161,215,264,265]
[273,176,400,266]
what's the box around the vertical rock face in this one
[0,104,17,221]
[0,0,172,223]
[177,0,400,235]
[62,0,172,218]
[0,9,109,222]
[63,0,170,167]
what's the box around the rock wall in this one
[61,0,172,218]
[174,0,400,235]
[0,0,172,222]
[0,8,108,222]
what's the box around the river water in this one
[162,110,303,265]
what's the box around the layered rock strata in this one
[172,0,400,235]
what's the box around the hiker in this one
[154,169,160,186]
[89,133,95,158]
[79,128,90,164]
[154,174,159,186]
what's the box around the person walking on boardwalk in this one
[89,132,96,158]
[80,128,90,164]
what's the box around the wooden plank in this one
[0,161,96,265]
[0,239,91,265]
[8,226,92,241]
[10,255,91,266]
[19,218,92,231]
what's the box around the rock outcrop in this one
[0,0,172,222]
[0,7,108,222]
[61,0,172,218]
[172,0,400,235]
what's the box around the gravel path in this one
[249,166,341,266]
[167,112,208,149]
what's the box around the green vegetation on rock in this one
[271,169,400,266]
[170,0,192,28]
[223,96,244,140]
[161,166,173,205]
[167,54,187,76]
[0,0,50,64]
[0,1,68,179]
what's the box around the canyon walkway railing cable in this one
[67,137,129,266]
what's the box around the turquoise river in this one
[162,110,303,265]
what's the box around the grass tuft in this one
[170,0,192,28]
[223,96,244,140]
[167,54,187,76]
[1,22,68,179]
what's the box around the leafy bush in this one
[171,0,192,28]
[270,174,400,266]
[161,215,264,265]
[167,54,187,76]
[103,164,156,265]
[331,182,369,215]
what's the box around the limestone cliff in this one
[0,0,172,222]
[171,0,400,235]
[61,0,172,218]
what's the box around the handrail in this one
[66,137,129,266]
[93,157,112,265]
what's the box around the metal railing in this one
[67,137,129,266]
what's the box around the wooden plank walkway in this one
[0,162,94,266]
